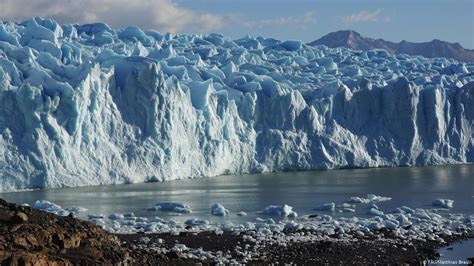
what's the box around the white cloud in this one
[240,12,317,29]
[0,0,224,33]
[342,8,391,24]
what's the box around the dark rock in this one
[11,212,28,224]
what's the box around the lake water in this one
[1,164,473,261]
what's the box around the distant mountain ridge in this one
[309,30,474,62]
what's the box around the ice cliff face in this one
[0,18,473,191]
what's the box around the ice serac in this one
[0,17,473,191]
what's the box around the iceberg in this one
[0,17,473,191]
[152,202,192,213]
[211,203,229,216]
[260,204,296,217]
[432,198,454,208]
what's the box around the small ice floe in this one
[341,208,356,212]
[367,194,392,202]
[394,206,416,214]
[151,202,192,213]
[211,203,229,216]
[185,218,209,226]
[284,221,301,230]
[383,220,399,230]
[350,197,370,204]
[88,213,105,219]
[315,203,335,211]
[338,203,356,209]
[66,206,89,214]
[124,212,136,218]
[367,208,384,216]
[108,213,125,220]
[260,204,297,217]
[350,194,391,204]
[432,198,454,208]
[32,200,69,216]
[236,211,247,216]
[368,203,379,209]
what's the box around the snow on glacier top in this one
[0,17,473,191]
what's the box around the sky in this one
[0,0,472,48]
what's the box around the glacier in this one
[0,17,473,191]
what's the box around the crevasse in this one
[0,17,473,191]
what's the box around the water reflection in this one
[1,165,473,223]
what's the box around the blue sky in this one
[177,0,474,48]
[0,0,473,48]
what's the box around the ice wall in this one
[0,18,473,191]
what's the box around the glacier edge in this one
[0,17,473,191]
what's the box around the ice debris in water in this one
[260,204,297,217]
[315,203,336,211]
[151,202,192,213]
[28,198,473,264]
[367,194,392,202]
[185,218,210,226]
[350,197,370,204]
[349,194,391,204]
[1,17,473,192]
[211,203,229,216]
[367,208,384,216]
[32,200,69,216]
[432,198,454,208]
[108,213,125,220]
[66,206,89,214]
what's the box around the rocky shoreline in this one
[1,199,473,265]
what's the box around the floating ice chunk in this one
[342,208,356,212]
[260,204,294,216]
[244,222,255,230]
[315,203,336,211]
[415,210,432,220]
[400,206,416,214]
[383,220,399,230]
[350,197,370,204]
[320,215,333,222]
[88,214,105,219]
[211,203,230,216]
[368,203,379,210]
[153,202,192,213]
[66,206,89,214]
[339,203,356,209]
[109,213,125,220]
[32,200,69,216]
[123,212,135,218]
[184,218,209,226]
[367,208,384,216]
[432,198,454,208]
[236,211,247,216]
[367,221,384,230]
[367,194,392,202]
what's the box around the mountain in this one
[309,30,474,62]
[0,18,473,191]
